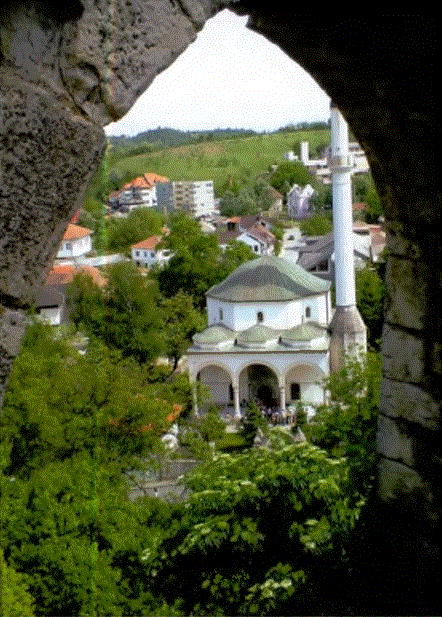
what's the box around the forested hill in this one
[108,127,257,153]
[102,124,331,199]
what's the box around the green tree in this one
[0,323,187,616]
[355,266,385,350]
[68,262,163,364]
[299,213,333,236]
[106,208,164,253]
[269,162,313,194]
[0,549,35,617]
[156,215,223,310]
[160,291,205,371]
[308,352,380,495]
[144,433,366,616]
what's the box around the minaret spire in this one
[328,103,367,371]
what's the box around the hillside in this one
[105,127,331,198]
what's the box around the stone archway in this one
[0,7,440,586]
[239,363,279,410]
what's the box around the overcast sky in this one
[104,9,331,137]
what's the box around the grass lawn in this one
[216,431,247,452]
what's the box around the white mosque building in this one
[187,256,332,417]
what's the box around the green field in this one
[107,129,331,196]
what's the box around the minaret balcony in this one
[328,154,354,172]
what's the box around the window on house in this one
[305,307,311,318]
[257,311,263,323]
[254,245,259,252]
[291,383,300,400]
[219,308,223,321]
[65,242,72,250]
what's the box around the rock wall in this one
[0,0,224,401]
[0,4,440,534]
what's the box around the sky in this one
[104,9,331,137]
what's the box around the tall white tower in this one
[328,103,367,371]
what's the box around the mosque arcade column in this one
[279,383,287,418]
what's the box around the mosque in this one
[186,104,367,418]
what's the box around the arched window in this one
[257,311,264,323]
[305,306,311,318]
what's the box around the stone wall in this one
[1,5,440,531]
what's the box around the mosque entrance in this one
[239,364,279,411]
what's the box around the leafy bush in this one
[144,432,367,615]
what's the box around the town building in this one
[299,140,370,185]
[172,180,215,217]
[130,235,173,268]
[56,224,93,261]
[286,183,316,218]
[109,173,169,211]
[35,264,106,325]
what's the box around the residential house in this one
[215,216,275,255]
[286,184,316,218]
[296,228,373,281]
[56,224,93,260]
[131,236,173,268]
[35,264,106,325]
[109,173,169,211]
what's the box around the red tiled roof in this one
[46,264,106,287]
[131,235,163,250]
[62,223,93,241]
[122,173,169,190]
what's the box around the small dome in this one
[193,325,235,347]
[281,322,327,346]
[236,324,279,348]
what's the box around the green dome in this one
[207,256,330,302]
[193,325,235,346]
[283,323,327,342]
[237,324,279,345]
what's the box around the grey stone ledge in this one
[380,378,440,430]
[382,323,424,383]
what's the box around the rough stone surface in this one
[377,414,414,468]
[384,255,427,331]
[378,457,435,513]
[381,378,440,430]
[382,323,425,384]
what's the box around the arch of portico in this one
[189,354,328,418]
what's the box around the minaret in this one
[328,103,367,371]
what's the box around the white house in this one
[56,224,93,260]
[286,184,316,218]
[110,173,169,210]
[187,256,332,418]
[131,235,173,268]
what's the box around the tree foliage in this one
[299,213,333,236]
[143,433,366,616]
[105,208,164,253]
[0,323,190,616]
[308,352,380,495]
[269,162,313,194]
[355,266,385,350]
[68,262,163,364]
